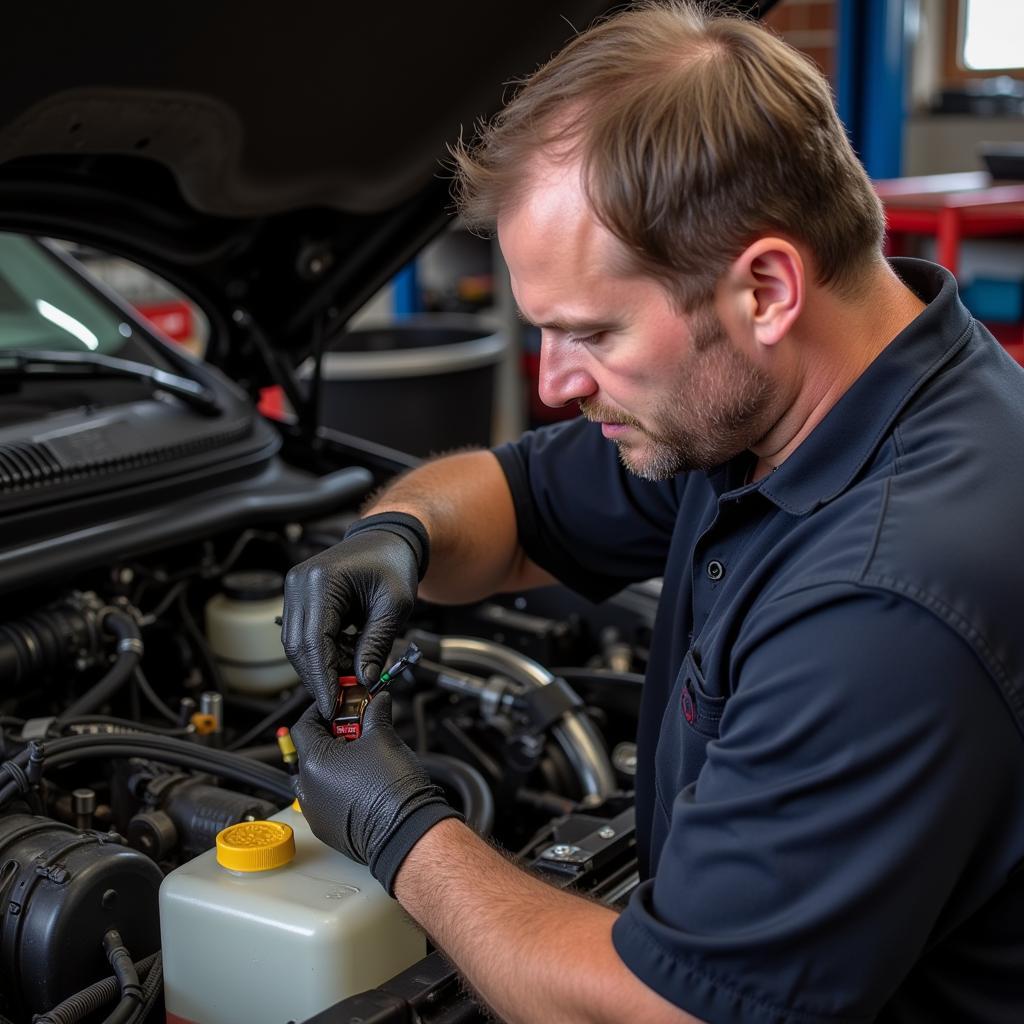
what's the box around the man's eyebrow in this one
[514,307,616,333]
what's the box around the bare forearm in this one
[364,449,553,603]
[394,819,699,1024]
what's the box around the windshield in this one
[0,234,187,428]
[0,234,164,363]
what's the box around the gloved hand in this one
[290,695,460,894]
[282,512,429,719]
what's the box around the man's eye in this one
[567,332,600,345]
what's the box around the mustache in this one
[578,399,643,430]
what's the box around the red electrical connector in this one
[330,644,421,740]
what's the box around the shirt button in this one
[707,559,725,581]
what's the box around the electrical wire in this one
[134,529,286,596]
[137,578,189,626]
[176,589,226,693]
[133,666,180,724]
[225,687,310,751]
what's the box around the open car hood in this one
[0,3,637,373]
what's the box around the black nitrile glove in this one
[282,512,429,719]
[290,695,460,894]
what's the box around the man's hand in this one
[290,696,460,894]
[282,513,427,718]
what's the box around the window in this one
[945,0,1024,79]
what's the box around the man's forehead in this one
[498,160,628,274]
[499,153,590,234]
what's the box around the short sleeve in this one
[612,584,1023,1023]
[493,417,682,601]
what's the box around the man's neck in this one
[750,261,926,475]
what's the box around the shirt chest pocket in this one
[654,649,729,813]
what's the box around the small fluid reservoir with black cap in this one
[204,570,298,694]
[159,803,426,1024]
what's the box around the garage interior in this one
[0,1,1021,1022]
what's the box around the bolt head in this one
[597,826,616,840]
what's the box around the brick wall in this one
[763,0,837,81]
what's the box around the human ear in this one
[727,238,804,348]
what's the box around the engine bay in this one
[0,461,652,1023]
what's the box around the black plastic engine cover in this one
[0,814,163,1019]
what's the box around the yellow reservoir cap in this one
[216,821,295,872]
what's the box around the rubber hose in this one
[43,745,294,803]
[422,753,495,837]
[99,994,138,1024]
[59,611,142,722]
[104,929,143,1004]
[125,953,162,1024]
[236,742,285,762]
[33,953,158,1024]
[0,733,294,807]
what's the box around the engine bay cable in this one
[225,686,310,751]
[0,732,295,807]
[31,952,159,1024]
[60,715,193,737]
[421,753,495,837]
[132,665,180,724]
[101,929,144,1024]
[58,610,143,723]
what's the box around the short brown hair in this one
[452,1,885,310]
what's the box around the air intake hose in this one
[58,610,143,722]
[0,594,104,687]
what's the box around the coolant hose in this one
[422,752,495,837]
[436,637,616,802]
[58,611,142,722]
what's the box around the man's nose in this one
[537,334,598,409]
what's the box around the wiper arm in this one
[0,349,222,417]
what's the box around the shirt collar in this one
[717,258,975,515]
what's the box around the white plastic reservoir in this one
[159,802,426,1024]
[204,570,298,694]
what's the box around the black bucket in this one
[313,316,506,457]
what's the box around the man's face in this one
[498,159,779,480]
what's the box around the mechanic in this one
[282,3,1024,1022]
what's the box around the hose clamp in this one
[117,637,145,657]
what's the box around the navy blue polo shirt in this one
[493,259,1024,1023]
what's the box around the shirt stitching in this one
[856,573,1024,731]
[757,575,1024,742]
[859,475,892,580]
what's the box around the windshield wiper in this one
[0,349,222,417]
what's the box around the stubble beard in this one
[580,306,778,481]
